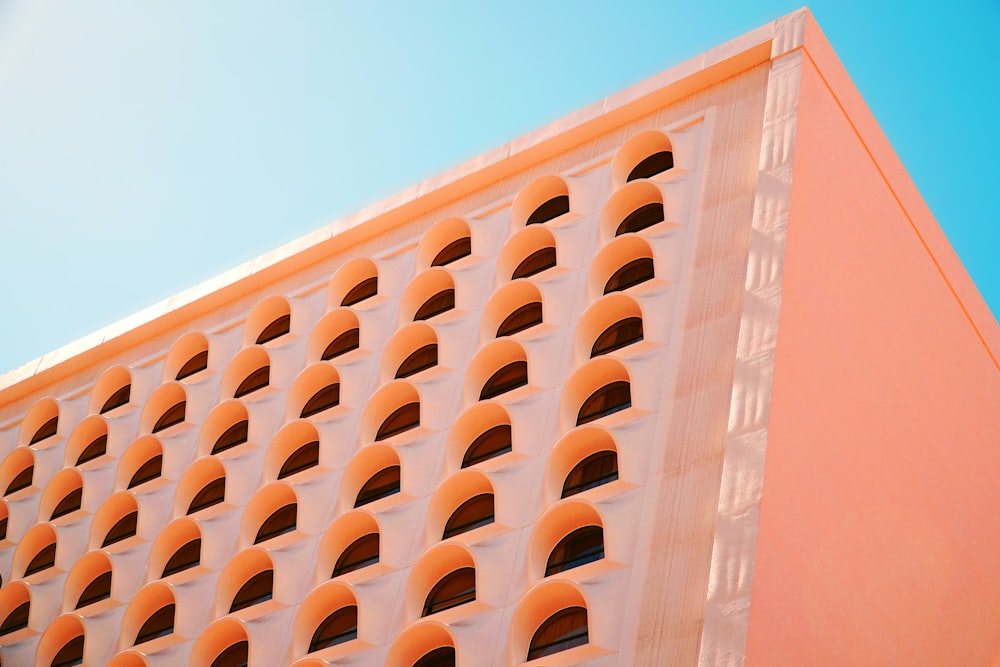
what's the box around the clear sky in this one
[1,1,997,375]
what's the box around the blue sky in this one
[1,1,997,375]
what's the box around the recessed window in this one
[496,302,542,337]
[25,542,56,576]
[395,344,437,379]
[254,503,296,544]
[591,317,643,357]
[100,384,131,414]
[229,569,273,612]
[135,603,175,645]
[462,424,512,468]
[527,606,588,660]
[354,466,400,507]
[50,487,82,520]
[562,451,618,498]
[301,383,340,418]
[152,401,186,433]
[211,640,248,667]
[512,246,557,280]
[256,314,291,345]
[341,277,378,307]
[52,633,85,667]
[333,533,379,577]
[213,420,249,455]
[431,237,472,267]
[235,366,269,398]
[626,150,673,182]
[176,350,209,380]
[414,289,455,321]
[308,606,358,653]
[162,538,201,577]
[187,477,225,514]
[101,511,138,547]
[526,195,570,225]
[577,381,631,425]
[76,570,111,608]
[128,454,162,489]
[414,647,456,667]
[0,600,29,636]
[30,416,58,445]
[480,361,528,400]
[278,441,319,479]
[321,328,360,361]
[76,434,107,465]
[422,567,475,616]
[375,403,419,441]
[5,465,33,496]
[443,494,494,539]
[545,526,604,575]
[615,202,664,236]
[604,258,654,294]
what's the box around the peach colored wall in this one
[745,32,1000,667]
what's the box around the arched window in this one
[211,640,248,667]
[76,434,107,465]
[496,302,542,337]
[591,317,643,357]
[577,381,631,425]
[443,494,494,539]
[254,503,296,544]
[604,258,653,294]
[333,534,379,577]
[431,237,472,267]
[176,350,209,380]
[527,607,588,660]
[414,289,455,321]
[25,542,56,576]
[480,361,528,400]
[414,647,456,667]
[100,384,131,414]
[301,383,340,418]
[76,570,112,608]
[462,424,512,468]
[230,570,273,612]
[128,454,162,489]
[212,420,249,455]
[51,487,82,520]
[341,277,378,307]
[615,202,664,236]
[135,603,175,645]
[5,465,33,496]
[234,366,269,398]
[355,466,400,507]
[375,403,419,441]
[52,633,85,667]
[0,600,29,635]
[278,441,319,479]
[626,150,673,182]
[256,314,291,345]
[562,451,618,498]
[152,401,186,433]
[308,606,358,652]
[395,344,437,379]
[162,538,201,577]
[422,567,475,616]
[321,328,360,361]
[30,416,58,445]
[512,246,556,280]
[102,510,138,547]
[188,477,225,514]
[526,196,569,225]
[545,526,604,575]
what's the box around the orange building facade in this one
[1,9,998,667]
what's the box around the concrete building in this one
[1,8,998,666]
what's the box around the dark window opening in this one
[431,237,472,267]
[256,314,290,345]
[278,441,319,479]
[0,516,7,540]
[341,276,378,307]
[414,289,455,321]
[30,416,58,445]
[375,403,419,441]
[414,647,456,667]
[422,567,476,616]
[152,401,186,433]
[102,510,138,547]
[443,494,494,539]
[512,246,557,280]
[615,202,664,236]
[25,542,56,576]
[604,258,654,294]
[213,420,249,455]
[76,570,111,608]
[301,383,340,418]
[100,385,131,414]
[76,434,107,465]
[229,569,273,612]
[545,526,604,575]
[0,600,29,636]
[591,317,643,357]
[462,424,512,468]
[162,538,201,577]
[187,477,225,514]
[128,454,162,489]
[526,195,570,225]
[176,350,209,380]
[479,361,528,400]
[5,465,33,496]
[234,366,269,398]
[626,150,674,182]
[135,603,174,645]
[52,633,85,667]
[527,607,588,660]
[577,381,631,425]
[308,606,358,653]
[355,466,400,507]
[333,533,379,577]
[211,640,248,667]
[496,302,542,337]
[51,487,82,520]
[254,503,297,544]
[395,344,437,379]
[321,328,360,361]
[562,451,619,498]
